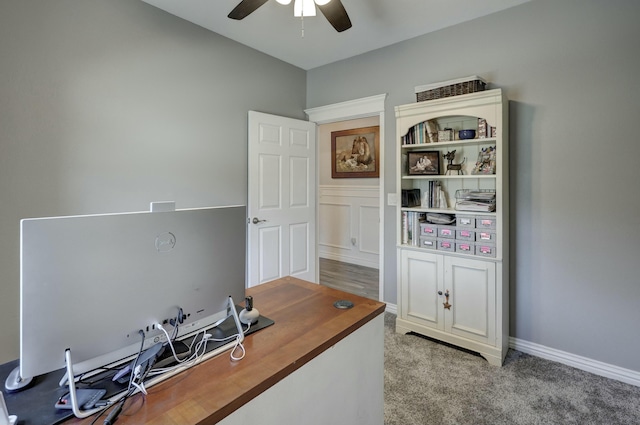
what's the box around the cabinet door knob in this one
[437,291,443,295]
[443,289,452,310]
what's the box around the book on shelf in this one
[401,120,438,145]
[422,181,448,209]
[401,211,426,245]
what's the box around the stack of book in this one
[425,181,447,209]
[401,211,426,246]
[455,190,496,212]
[401,120,438,145]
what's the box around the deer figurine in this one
[443,150,466,175]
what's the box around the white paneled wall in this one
[318,185,379,269]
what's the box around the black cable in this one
[127,330,146,390]
[88,330,146,425]
[103,396,126,425]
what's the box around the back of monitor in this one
[20,205,247,379]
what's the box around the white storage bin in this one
[476,216,497,229]
[420,223,439,237]
[437,238,455,252]
[419,237,437,250]
[475,243,497,258]
[456,215,476,228]
[476,230,496,242]
[438,225,456,239]
[455,241,475,254]
[456,228,475,241]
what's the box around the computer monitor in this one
[16,205,246,383]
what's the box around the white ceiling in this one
[142,0,529,70]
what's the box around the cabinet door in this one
[443,257,496,345]
[400,250,444,331]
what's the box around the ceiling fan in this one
[228,0,352,33]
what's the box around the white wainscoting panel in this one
[319,185,379,269]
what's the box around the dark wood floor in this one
[319,258,379,301]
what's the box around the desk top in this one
[63,277,385,425]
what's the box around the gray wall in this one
[307,0,640,372]
[2,0,639,377]
[0,0,306,363]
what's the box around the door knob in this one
[252,217,267,224]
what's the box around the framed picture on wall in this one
[331,126,380,178]
[407,151,440,175]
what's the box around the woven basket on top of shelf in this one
[415,76,487,102]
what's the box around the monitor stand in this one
[4,366,32,392]
[0,390,18,425]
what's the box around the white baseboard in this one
[509,337,640,387]
[385,303,397,315]
[388,309,639,387]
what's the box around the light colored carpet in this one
[383,313,640,425]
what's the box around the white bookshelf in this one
[394,89,510,366]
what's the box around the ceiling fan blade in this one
[317,0,352,32]
[228,0,269,20]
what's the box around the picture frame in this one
[331,126,380,178]
[407,151,440,175]
[471,146,497,175]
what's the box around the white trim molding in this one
[509,337,640,387]
[305,93,387,304]
[319,185,379,199]
[305,94,386,124]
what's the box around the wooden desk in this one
[66,276,386,425]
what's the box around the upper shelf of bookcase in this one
[401,137,497,150]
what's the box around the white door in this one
[400,249,444,331]
[443,256,496,345]
[247,111,317,287]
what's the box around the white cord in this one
[148,331,212,376]
[130,365,148,395]
[230,336,245,361]
[230,322,251,361]
[153,315,249,370]
[157,323,193,364]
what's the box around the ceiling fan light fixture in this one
[275,0,292,4]
[294,0,316,17]
[314,0,331,5]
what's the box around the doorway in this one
[305,94,387,302]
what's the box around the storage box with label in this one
[476,216,497,229]
[419,237,437,250]
[437,238,455,252]
[420,223,439,237]
[456,215,476,228]
[475,243,497,258]
[476,230,496,243]
[455,241,475,254]
[456,228,475,241]
[438,225,456,239]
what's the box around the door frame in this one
[305,94,387,302]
